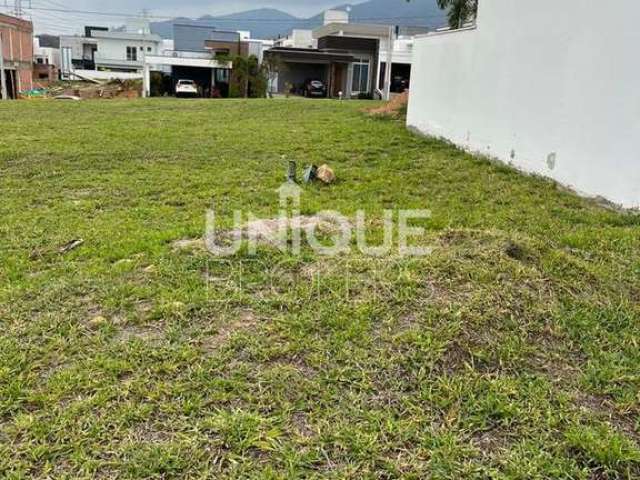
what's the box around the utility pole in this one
[383,25,394,101]
[0,33,7,100]
[13,0,23,17]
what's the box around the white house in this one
[33,36,60,69]
[59,24,161,79]
[266,10,426,98]
[313,17,426,98]
[91,30,161,71]
[274,30,317,49]
[407,0,640,208]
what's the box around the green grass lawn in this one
[1,98,639,479]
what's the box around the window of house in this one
[36,58,44,64]
[215,69,230,84]
[352,57,370,93]
[147,47,152,52]
[126,46,137,61]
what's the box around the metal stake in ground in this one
[287,160,297,183]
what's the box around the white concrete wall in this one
[72,69,142,81]
[59,36,90,60]
[275,30,316,49]
[161,39,174,54]
[324,10,349,25]
[94,37,159,64]
[407,0,640,208]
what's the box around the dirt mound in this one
[173,214,352,253]
[367,91,409,118]
[38,79,142,100]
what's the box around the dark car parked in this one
[391,75,410,93]
[303,79,327,98]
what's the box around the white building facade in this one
[407,0,640,208]
[92,30,161,71]
[60,26,161,78]
[33,36,60,68]
[274,30,317,49]
[313,21,421,98]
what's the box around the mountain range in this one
[149,0,448,40]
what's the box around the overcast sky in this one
[2,0,352,34]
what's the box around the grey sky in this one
[3,0,352,34]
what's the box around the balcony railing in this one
[159,50,213,60]
[94,55,143,68]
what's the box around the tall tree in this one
[436,0,478,29]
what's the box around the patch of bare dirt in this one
[48,79,142,100]
[573,392,640,443]
[126,420,178,444]
[471,426,512,455]
[199,310,259,353]
[263,355,316,379]
[290,411,315,438]
[116,324,165,344]
[172,238,206,251]
[134,300,154,318]
[366,91,409,118]
[423,278,476,309]
[235,215,340,247]
[173,214,352,253]
[436,340,475,375]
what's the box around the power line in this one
[11,0,447,36]
[20,3,446,23]
[34,1,85,25]
[36,0,69,9]
[13,0,23,17]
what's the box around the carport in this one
[142,53,231,98]
[264,48,354,98]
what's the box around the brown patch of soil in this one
[116,324,165,344]
[366,91,409,118]
[172,238,206,251]
[471,427,512,455]
[573,392,640,443]
[200,310,259,353]
[290,411,315,438]
[174,214,352,253]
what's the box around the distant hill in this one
[149,0,447,40]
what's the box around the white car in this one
[175,79,198,98]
